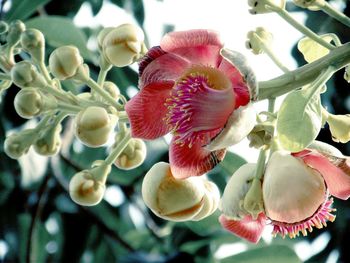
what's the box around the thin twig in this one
[26,173,51,263]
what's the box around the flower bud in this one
[246,27,273,55]
[33,124,62,156]
[293,0,323,11]
[248,0,286,14]
[14,89,56,119]
[103,81,120,100]
[326,113,350,143]
[75,106,117,147]
[114,137,146,170]
[220,164,257,220]
[102,24,147,67]
[20,28,45,63]
[192,180,220,221]
[11,61,47,88]
[4,130,36,159]
[142,162,207,221]
[49,45,84,80]
[263,151,326,224]
[344,65,350,83]
[247,123,274,148]
[6,20,26,47]
[69,170,106,206]
[97,27,114,50]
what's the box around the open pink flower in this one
[126,30,257,179]
[219,143,350,243]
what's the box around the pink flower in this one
[219,143,350,243]
[126,30,256,179]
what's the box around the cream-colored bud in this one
[114,138,146,170]
[75,106,117,147]
[20,28,45,63]
[220,163,257,220]
[11,61,47,88]
[326,113,350,143]
[14,89,42,118]
[142,162,207,222]
[49,45,84,80]
[7,20,26,47]
[103,81,120,99]
[246,27,273,55]
[34,124,62,156]
[97,27,115,50]
[14,89,56,119]
[248,0,286,14]
[69,170,106,206]
[4,130,35,159]
[263,151,326,224]
[102,24,146,67]
[293,0,323,11]
[192,181,220,221]
[344,65,350,83]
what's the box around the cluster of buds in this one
[0,19,150,209]
[142,162,220,221]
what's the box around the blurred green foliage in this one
[0,0,349,262]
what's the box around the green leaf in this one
[5,0,52,21]
[185,211,221,236]
[220,151,247,176]
[89,0,104,15]
[221,245,301,263]
[277,88,322,152]
[25,16,93,61]
[111,0,145,25]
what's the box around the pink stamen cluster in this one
[164,73,213,147]
[271,196,336,238]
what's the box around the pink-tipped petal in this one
[293,150,350,200]
[125,81,173,139]
[218,58,250,108]
[160,30,223,66]
[219,213,267,243]
[169,137,226,179]
[139,46,167,77]
[139,53,189,89]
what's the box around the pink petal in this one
[139,53,189,89]
[169,137,226,179]
[160,30,223,67]
[218,59,250,108]
[139,46,167,77]
[219,213,267,243]
[125,81,173,139]
[293,150,350,200]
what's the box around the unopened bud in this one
[142,162,207,222]
[220,164,258,220]
[14,89,56,119]
[75,106,117,147]
[102,24,147,67]
[11,61,47,88]
[246,27,273,55]
[114,137,146,170]
[34,124,62,156]
[97,27,114,50]
[49,45,85,80]
[293,0,323,11]
[20,28,45,63]
[4,129,36,159]
[69,170,105,206]
[326,113,350,143]
[103,81,120,99]
[248,0,286,14]
[6,20,26,47]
